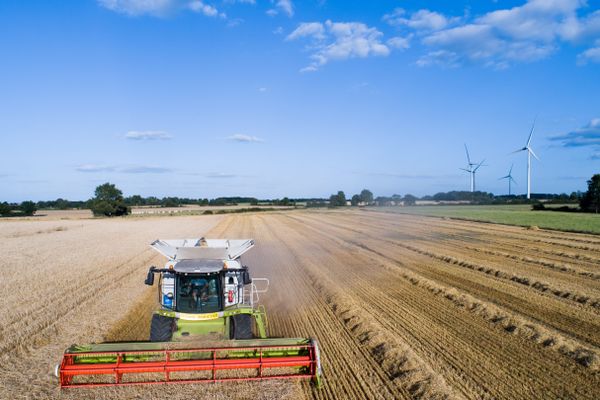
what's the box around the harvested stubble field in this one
[1,210,599,399]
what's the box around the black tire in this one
[231,314,254,339]
[150,314,174,342]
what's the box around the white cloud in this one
[421,23,556,67]
[266,0,293,17]
[384,8,455,31]
[275,0,293,17]
[98,0,225,18]
[205,172,238,178]
[227,134,264,142]
[227,18,243,27]
[273,26,284,34]
[76,164,172,173]
[97,0,175,16]
[76,164,116,173]
[188,1,219,17]
[258,87,267,92]
[387,35,411,50]
[416,50,460,68]
[392,0,600,68]
[476,0,582,42]
[120,166,172,173]
[577,40,600,64]
[550,118,600,160]
[287,20,392,71]
[286,22,325,41]
[124,130,173,140]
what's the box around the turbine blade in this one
[510,148,526,154]
[509,163,513,175]
[474,159,485,171]
[459,168,470,172]
[529,147,540,160]
[526,117,536,147]
[464,144,471,164]
[511,177,518,185]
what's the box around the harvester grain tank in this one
[55,238,322,388]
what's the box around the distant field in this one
[372,204,600,234]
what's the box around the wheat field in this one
[1,210,599,399]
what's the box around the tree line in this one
[2,174,599,217]
[324,174,599,213]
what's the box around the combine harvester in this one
[55,238,322,388]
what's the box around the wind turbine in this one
[499,164,517,195]
[460,144,486,192]
[512,119,539,199]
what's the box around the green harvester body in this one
[55,238,322,388]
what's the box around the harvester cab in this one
[55,238,322,389]
[144,238,270,341]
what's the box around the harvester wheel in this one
[231,314,253,339]
[150,314,174,342]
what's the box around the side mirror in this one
[145,267,156,286]
[242,269,252,285]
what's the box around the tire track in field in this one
[256,215,454,400]
[2,217,236,354]
[310,212,600,311]
[0,249,157,356]
[365,209,600,249]
[356,211,600,270]
[274,213,600,399]
[355,212,600,278]
[433,237,600,280]
[356,217,600,311]
[289,213,600,361]
[225,214,372,400]
[361,210,600,261]
[262,217,478,398]
[247,215,411,400]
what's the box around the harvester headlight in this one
[167,293,173,299]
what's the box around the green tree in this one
[54,198,70,210]
[351,194,361,206]
[90,182,130,217]
[162,197,180,207]
[403,194,417,206]
[20,201,37,216]
[580,174,600,213]
[128,195,144,206]
[328,191,346,207]
[360,189,373,204]
[0,202,11,216]
[328,194,337,207]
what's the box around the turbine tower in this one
[499,164,517,195]
[460,144,485,192]
[512,119,539,199]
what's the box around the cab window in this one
[176,273,221,313]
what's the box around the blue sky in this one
[1,0,599,202]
